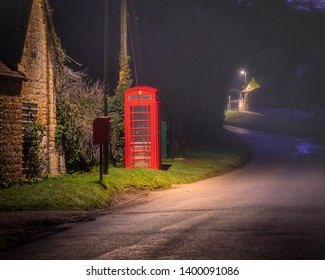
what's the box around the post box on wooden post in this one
[93,116,111,180]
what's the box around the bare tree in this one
[58,67,104,170]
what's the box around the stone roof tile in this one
[0,60,27,80]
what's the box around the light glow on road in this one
[293,140,325,155]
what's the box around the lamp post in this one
[239,70,247,111]
[240,70,247,87]
[240,70,247,99]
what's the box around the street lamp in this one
[240,70,247,87]
[239,70,247,111]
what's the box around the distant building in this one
[0,0,61,180]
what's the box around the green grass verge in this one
[0,132,249,211]
[0,173,109,211]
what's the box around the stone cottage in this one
[0,0,60,180]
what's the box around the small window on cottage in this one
[22,102,38,126]
[22,101,38,173]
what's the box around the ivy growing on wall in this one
[56,67,104,173]
[23,122,46,179]
[108,54,133,167]
[55,97,82,173]
[44,0,77,90]
[44,0,97,173]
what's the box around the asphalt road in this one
[2,126,325,260]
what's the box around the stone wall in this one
[18,0,59,177]
[0,0,60,180]
[0,80,23,180]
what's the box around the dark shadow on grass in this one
[97,181,108,190]
[161,163,172,171]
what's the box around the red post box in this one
[124,86,161,169]
[93,116,111,145]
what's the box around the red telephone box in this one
[124,86,161,169]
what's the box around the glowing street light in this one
[239,70,247,111]
[240,70,247,86]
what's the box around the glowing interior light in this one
[138,90,142,95]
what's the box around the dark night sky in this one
[41,1,325,140]
[1,0,325,86]
[49,0,325,85]
[50,0,120,84]
[1,0,325,144]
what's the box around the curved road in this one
[2,126,325,259]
